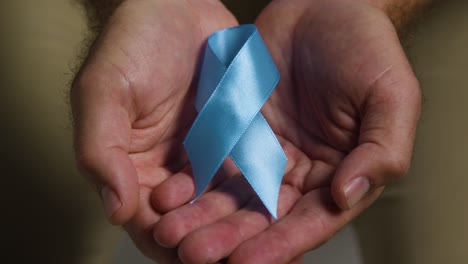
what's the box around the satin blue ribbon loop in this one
[184,24,287,219]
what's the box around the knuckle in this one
[73,148,103,192]
[74,148,98,176]
[386,154,410,181]
[179,240,215,264]
[74,149,93,171]
[73,142,102,173]
[71,66,103,96]
[154,214,184,248]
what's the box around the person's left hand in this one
[151,0,421,263]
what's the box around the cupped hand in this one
[152,0,421,263]
[70,0,237,262]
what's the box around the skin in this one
[72,0,238,262]
[72,0,427,263]
[153,0,422,263]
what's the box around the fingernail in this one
[101,186,122,220]
[344,177,370,209]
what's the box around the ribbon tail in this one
[230,113,287,220]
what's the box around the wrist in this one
[81,0,222,32]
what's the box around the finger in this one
[153,176,254,248]
[332,68,421,210]
[123,186,178,263]
[151,157,240,213]
[177,185,301,264]
[71,67,139,225]
[278,137,339,190]
[288,255,305,264]
[229,187,383,264]
[151,166,195,213]
[176,157,335,263]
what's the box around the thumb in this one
[71,66,139,225]
[332,70,421,210]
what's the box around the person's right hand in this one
[71,0,237,262]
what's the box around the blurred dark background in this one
[0,1,119,263]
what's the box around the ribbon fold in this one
[184,24,287,219]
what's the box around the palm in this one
[153,0,420,263]
[73,0,237,261]
[259,0,417,213]
[260,1,394,193]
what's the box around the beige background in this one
[1,0,467,263]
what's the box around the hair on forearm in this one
[372,0,439,33]
[388,0,436,30]
[74,0,124,33]
[70,0,124,73]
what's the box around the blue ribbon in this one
[184,24,287,219]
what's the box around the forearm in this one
[368,0,436,30]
